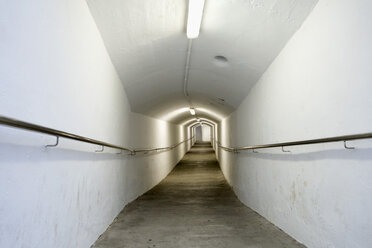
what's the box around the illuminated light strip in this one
[187,0,206,39]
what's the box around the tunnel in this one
[1,0,372,247]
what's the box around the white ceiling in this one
[87,0,318,124]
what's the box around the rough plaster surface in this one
[0,0,191,247]
[87,0,318,123]
[218,0,372,247]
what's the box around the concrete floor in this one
[91,142,306,248]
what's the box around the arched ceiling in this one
[87,0,318,124]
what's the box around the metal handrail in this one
[0,115,193,154]
[212,139,235,152]
[133,136,194,153]
[212,132,372,152]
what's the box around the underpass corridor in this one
[92,143,304,248]
[1,0,372,248]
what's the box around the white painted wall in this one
[0,0,190,247]
[218,0,372,247]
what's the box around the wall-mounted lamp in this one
[189,108,196,115]
[187,0,205,39]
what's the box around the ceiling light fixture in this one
[189,108,196,115]
[187,0,205,39]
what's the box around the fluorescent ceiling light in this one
[187,0,205,39]
[189,108,196,115]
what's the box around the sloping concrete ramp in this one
[92,143,305,248]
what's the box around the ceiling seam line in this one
[183,39,193,106]
[183,39,200,120]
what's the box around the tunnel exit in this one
[195,124,211,142]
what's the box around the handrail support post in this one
[95,145,104,152]
[344,141,355,150]
[46,136,59,148]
